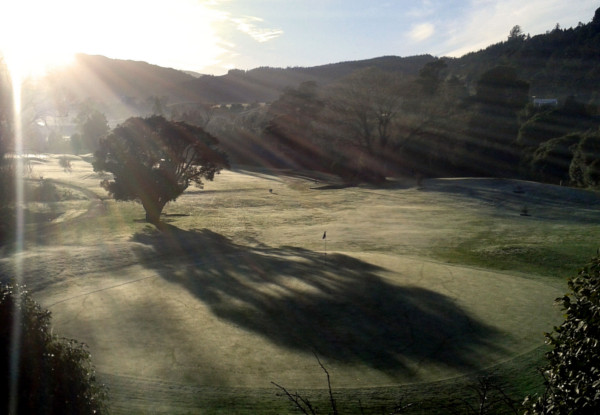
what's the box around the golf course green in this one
[2,154,599,413]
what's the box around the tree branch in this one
[314,352,338,415]
[271,381,317,415]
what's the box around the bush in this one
[0,283,108,414]
[569,130,600,188]
[530,133,580,184]
[58,156,72,172]
[523,254,600,414]
[33,180,60,203]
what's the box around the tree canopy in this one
[93,116,229,225]
[263,81,324,170]
[74,103,110,153]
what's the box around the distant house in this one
[533,97,558,108]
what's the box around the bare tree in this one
[327,68,406,155]
[272,353,337,415]
[272,353,412,414]
[448,374,520,415]
[171,103,216,129]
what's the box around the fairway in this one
[3,155,600,413]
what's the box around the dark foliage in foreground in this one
[523,254,600,414]
[0,283,107,415]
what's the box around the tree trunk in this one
[142,198,166,226]
[145,209,160,225]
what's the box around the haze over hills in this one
[45,54,197,110]
[37,7,600,120]
[44,53,437,110]
[179,55,436,103]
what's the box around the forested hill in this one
[48,54,197,104]
[447,7,600,103]
[39,7,600,109]
[44,54,436,107]
[13,7,600,188]
[186,7,600,105]
[179,55,435,103]
[30,6,600,126]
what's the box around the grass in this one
[2,156,600,413]
[432,218,599,283]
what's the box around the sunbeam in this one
[6,61,25,415]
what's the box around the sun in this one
[1,0,230,79]
[0,0,80,79]
[1,48,75,82]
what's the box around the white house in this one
[532,97,558,107]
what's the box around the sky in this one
[0,0,598,77]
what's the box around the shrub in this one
[523,254,600,414]
[569,130,600,188]
[530,133,579,184]
[58,156,72,172]
[0,283,108,414]
[33,180,60,203]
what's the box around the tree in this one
[80,110,109,152]
[74,102,109,153]
[69,132,83,155]
[272,354,412,414]
[263,81,325,170]
[93,116,229,225]
[325,68,408,182]
[569,130,600,188]
[518,96,599,182]
[0,283,107,414]
[466,66,529,177]
[475,66,529,110]
[329,68,405,155]
[508,25,526,41]
[146,95,169,116]
[395,72,471,178]
[447,374,519,415]
[171,103,215,129]
[417,59,448,95]
[530,133,580,184]
[523,253,600,414]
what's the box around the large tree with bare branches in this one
[93,115,228,225]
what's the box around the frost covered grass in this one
[3,156,599,413]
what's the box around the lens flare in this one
[6,63,25,415]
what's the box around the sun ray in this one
[6,58,25,415]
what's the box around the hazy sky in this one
[1,0,598,76]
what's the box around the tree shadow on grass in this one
[132,225,505,377]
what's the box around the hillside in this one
[449,7,600,102]
[35,7,600,112]
[180,55,435,103]
[37,54,200,121]
[41,54,436,108]
[47,54,196,103]
[180,9,600,105]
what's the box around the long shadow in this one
[132,226,504,376]
[421,178,600,223]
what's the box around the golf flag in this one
[323,231,327,239]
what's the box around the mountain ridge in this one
[39,7,600,115]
